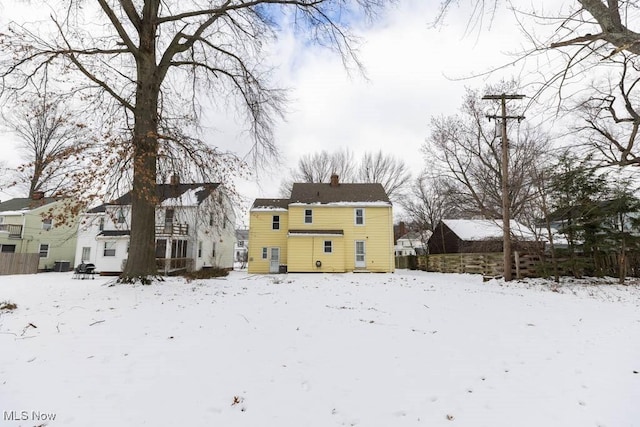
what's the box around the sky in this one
[0,1,530,223]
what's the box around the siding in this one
[248,210,289,273]
[287,205,394,272]
[1,202,79,270]
[288,235,346,272]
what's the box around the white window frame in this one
[355,208,365,226]
[262,247,268,259]
[39,243,50,258]
[272,215,280,230]
[304,209,313,224]
[103,241,116,257]
[117,208,126,224]
[324,240,333,253]
[81,247,91,262]
[42,218,53,231]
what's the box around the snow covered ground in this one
[1,269,639,427]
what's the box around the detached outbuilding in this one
[428,219,541,254]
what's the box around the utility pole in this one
[482,93,525,282]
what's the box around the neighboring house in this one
[0,191,79,271]
[248,174,394,273]
[428,219,541,254]
[234,229,249,264]
[395,231,429,256]
[75,179,235,275]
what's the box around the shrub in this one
[0,301,18,311]
[183,267,229,281]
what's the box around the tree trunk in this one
[120,7,160,283]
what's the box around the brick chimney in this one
[330,174,339,187]
[32,191,45,200]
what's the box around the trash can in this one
[54,260,71,272]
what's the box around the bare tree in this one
[400,171,459,234]
[1,80,91,197]
[424,84,548,221]
[280,149,411,201]
[358,150,411,201]
[1,0,387,283]
[572,53,640,167]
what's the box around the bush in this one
[0,301,18,311]
[183,267,229,281]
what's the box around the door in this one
[355,240,366,268]
[269,247,280,273]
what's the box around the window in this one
[42,218,53,230]
[98,217,105,231]
[117,208,126,224]
[198,241,203,258]
[324,240,333,253]
[165,208,174,224]
[262,247,268,259]
[39,243,49,258]
[81,247,91,262]
[238,240,244,247]
[103,242,116,257]
[304,209,313,224]
[355,208,365,226]
[0,244,16,253]
[272,215,280,230]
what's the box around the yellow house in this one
[248,175,394,273]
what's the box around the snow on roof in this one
[159,186,204,207]
[443,219,538,241]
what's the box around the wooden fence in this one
[396,252,542,278]
[397,250,640,279]
[0,253,40,275]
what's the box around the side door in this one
[269,247,280,273]
[355,240,366,268]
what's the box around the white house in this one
[395,231,429,256]
[234,229,248,266]
[75,180,236,275]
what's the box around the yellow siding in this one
[248,210,288,273]
[287,236,345,273]
[287,205,394,272]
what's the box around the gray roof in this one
[0,197,58,213]
[98,230,131,237]
[252,199,290,210]
[88,183,220,213]
[289,182,390,204]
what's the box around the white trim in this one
[354,208,365,226]
[250,207,288,212]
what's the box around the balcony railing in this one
[0,224,22,238]
[155,223,189,236]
